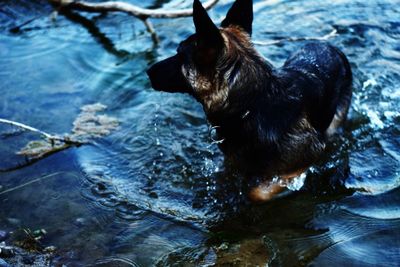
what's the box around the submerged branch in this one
[48,0,219,19]
[0,103,119,172]
[0,118,56,140]
[253,29,338,46]
[0,145,72,173]
[0,118,80,145]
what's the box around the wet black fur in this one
[208,42,352,176]
[147,0,352,178]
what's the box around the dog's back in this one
[279,42,352,135]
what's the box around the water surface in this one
[0,0,399,266]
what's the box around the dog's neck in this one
[198,28,275,116]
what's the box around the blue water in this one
[0,0,399,266]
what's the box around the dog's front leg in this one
[248,180,285,202]
[248,169,307,202]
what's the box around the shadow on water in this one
[1,0,400,266]
[59,10,131,58]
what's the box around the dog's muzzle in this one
[147,55,190,93]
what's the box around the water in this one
[0,0,399,266]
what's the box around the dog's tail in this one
[326,47,353,137]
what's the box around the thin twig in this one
[253,29,338,46]
[0,172,65,195]
[0,118,56,140]
[9,16,42,33]
[48,0,219,19]
[0,118,81,145]
[0,104,118,172]
[0,118,79,172]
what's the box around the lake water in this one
[0,0,399,266]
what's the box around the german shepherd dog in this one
[147,0,352,202]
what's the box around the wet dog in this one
[147,0,352,202]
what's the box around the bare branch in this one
[0,118,61,142]
[48,0,219,19]
[0,103,119,172]
[0,118,81,172]
[0,147,71,173]
[253,29,338,46]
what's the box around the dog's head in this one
[147,0,257,112]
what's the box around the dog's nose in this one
[146,63,159,81]
[146,66,153,78]
[146,64,162,91]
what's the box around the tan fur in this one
[182,64,229,111]
[181,26,264,113]
[249,168,307,202]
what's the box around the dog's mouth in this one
[147,55,190,93]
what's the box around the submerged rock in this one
[214,238,270,266]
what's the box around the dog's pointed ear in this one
[193,0,223,48]
[221,0,253,35]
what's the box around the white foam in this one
[286,172,307,191]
